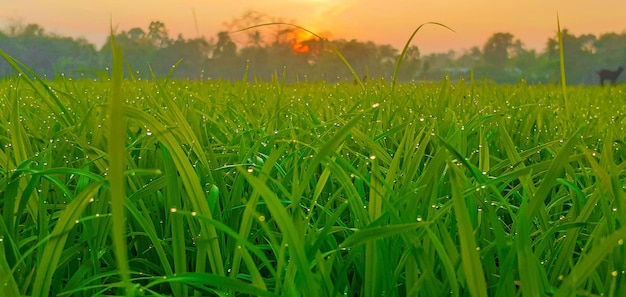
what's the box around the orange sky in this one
[1,0,625,54]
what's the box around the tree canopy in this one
[1,16,625,84]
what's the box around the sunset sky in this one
[1,0,625,54]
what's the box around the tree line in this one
[1,15,625,84]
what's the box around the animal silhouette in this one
[597,66,623,86]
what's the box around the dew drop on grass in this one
[170,207,177,213]
[258,215,265,222]
[619,239,624,245]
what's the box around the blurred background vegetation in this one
[1,11,625,84]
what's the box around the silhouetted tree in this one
[483,32,515,67]
[223,10,268,47]
[155,34,211,79]
[395,45,419,81]
[128,28,146,41]
[594,32,626,74]
[2,19,626,84]
[0,23,100,78]
[213,32,237,59]
[546,29,597,84]
[147,21,170,48]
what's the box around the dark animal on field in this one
[597,66,623,86]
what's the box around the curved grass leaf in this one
[31,182,103,297]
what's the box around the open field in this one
[1,62,626,296]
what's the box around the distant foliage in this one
[1,19,626,84]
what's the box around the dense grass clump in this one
[1,71,626,296]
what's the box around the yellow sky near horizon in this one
[1,0,625,54]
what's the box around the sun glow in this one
[291,29,315,54]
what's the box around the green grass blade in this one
[527,126,583,219]
[340,222,430,249]
[0,238,20,297]
[448,160,488,297]
[391,22,454,92]
[365,154,382,296]
[107,28,133,295]
[31,182,103,297]
[123,106,225,275]
[237,168,317,295]
[516,197,548,296]
[161,146,187,297]
[556,13,570,123]
[555,227,626,296]
[145,273,278,297]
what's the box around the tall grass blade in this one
[391,22,454,92]
[365,156,382,296]
[448,160,488,297]
[527,126,583,219]
[0,238,20,297]
[123,106,225,275]
[161,146,187,297]
[557,13,570,123]
[516,197,548,296]
[145,273,277,297]
[555,227,626,296]
[237,168,317,295]
[31,182,103,297]
[107,27,133,295]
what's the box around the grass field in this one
[1,49,626,296]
